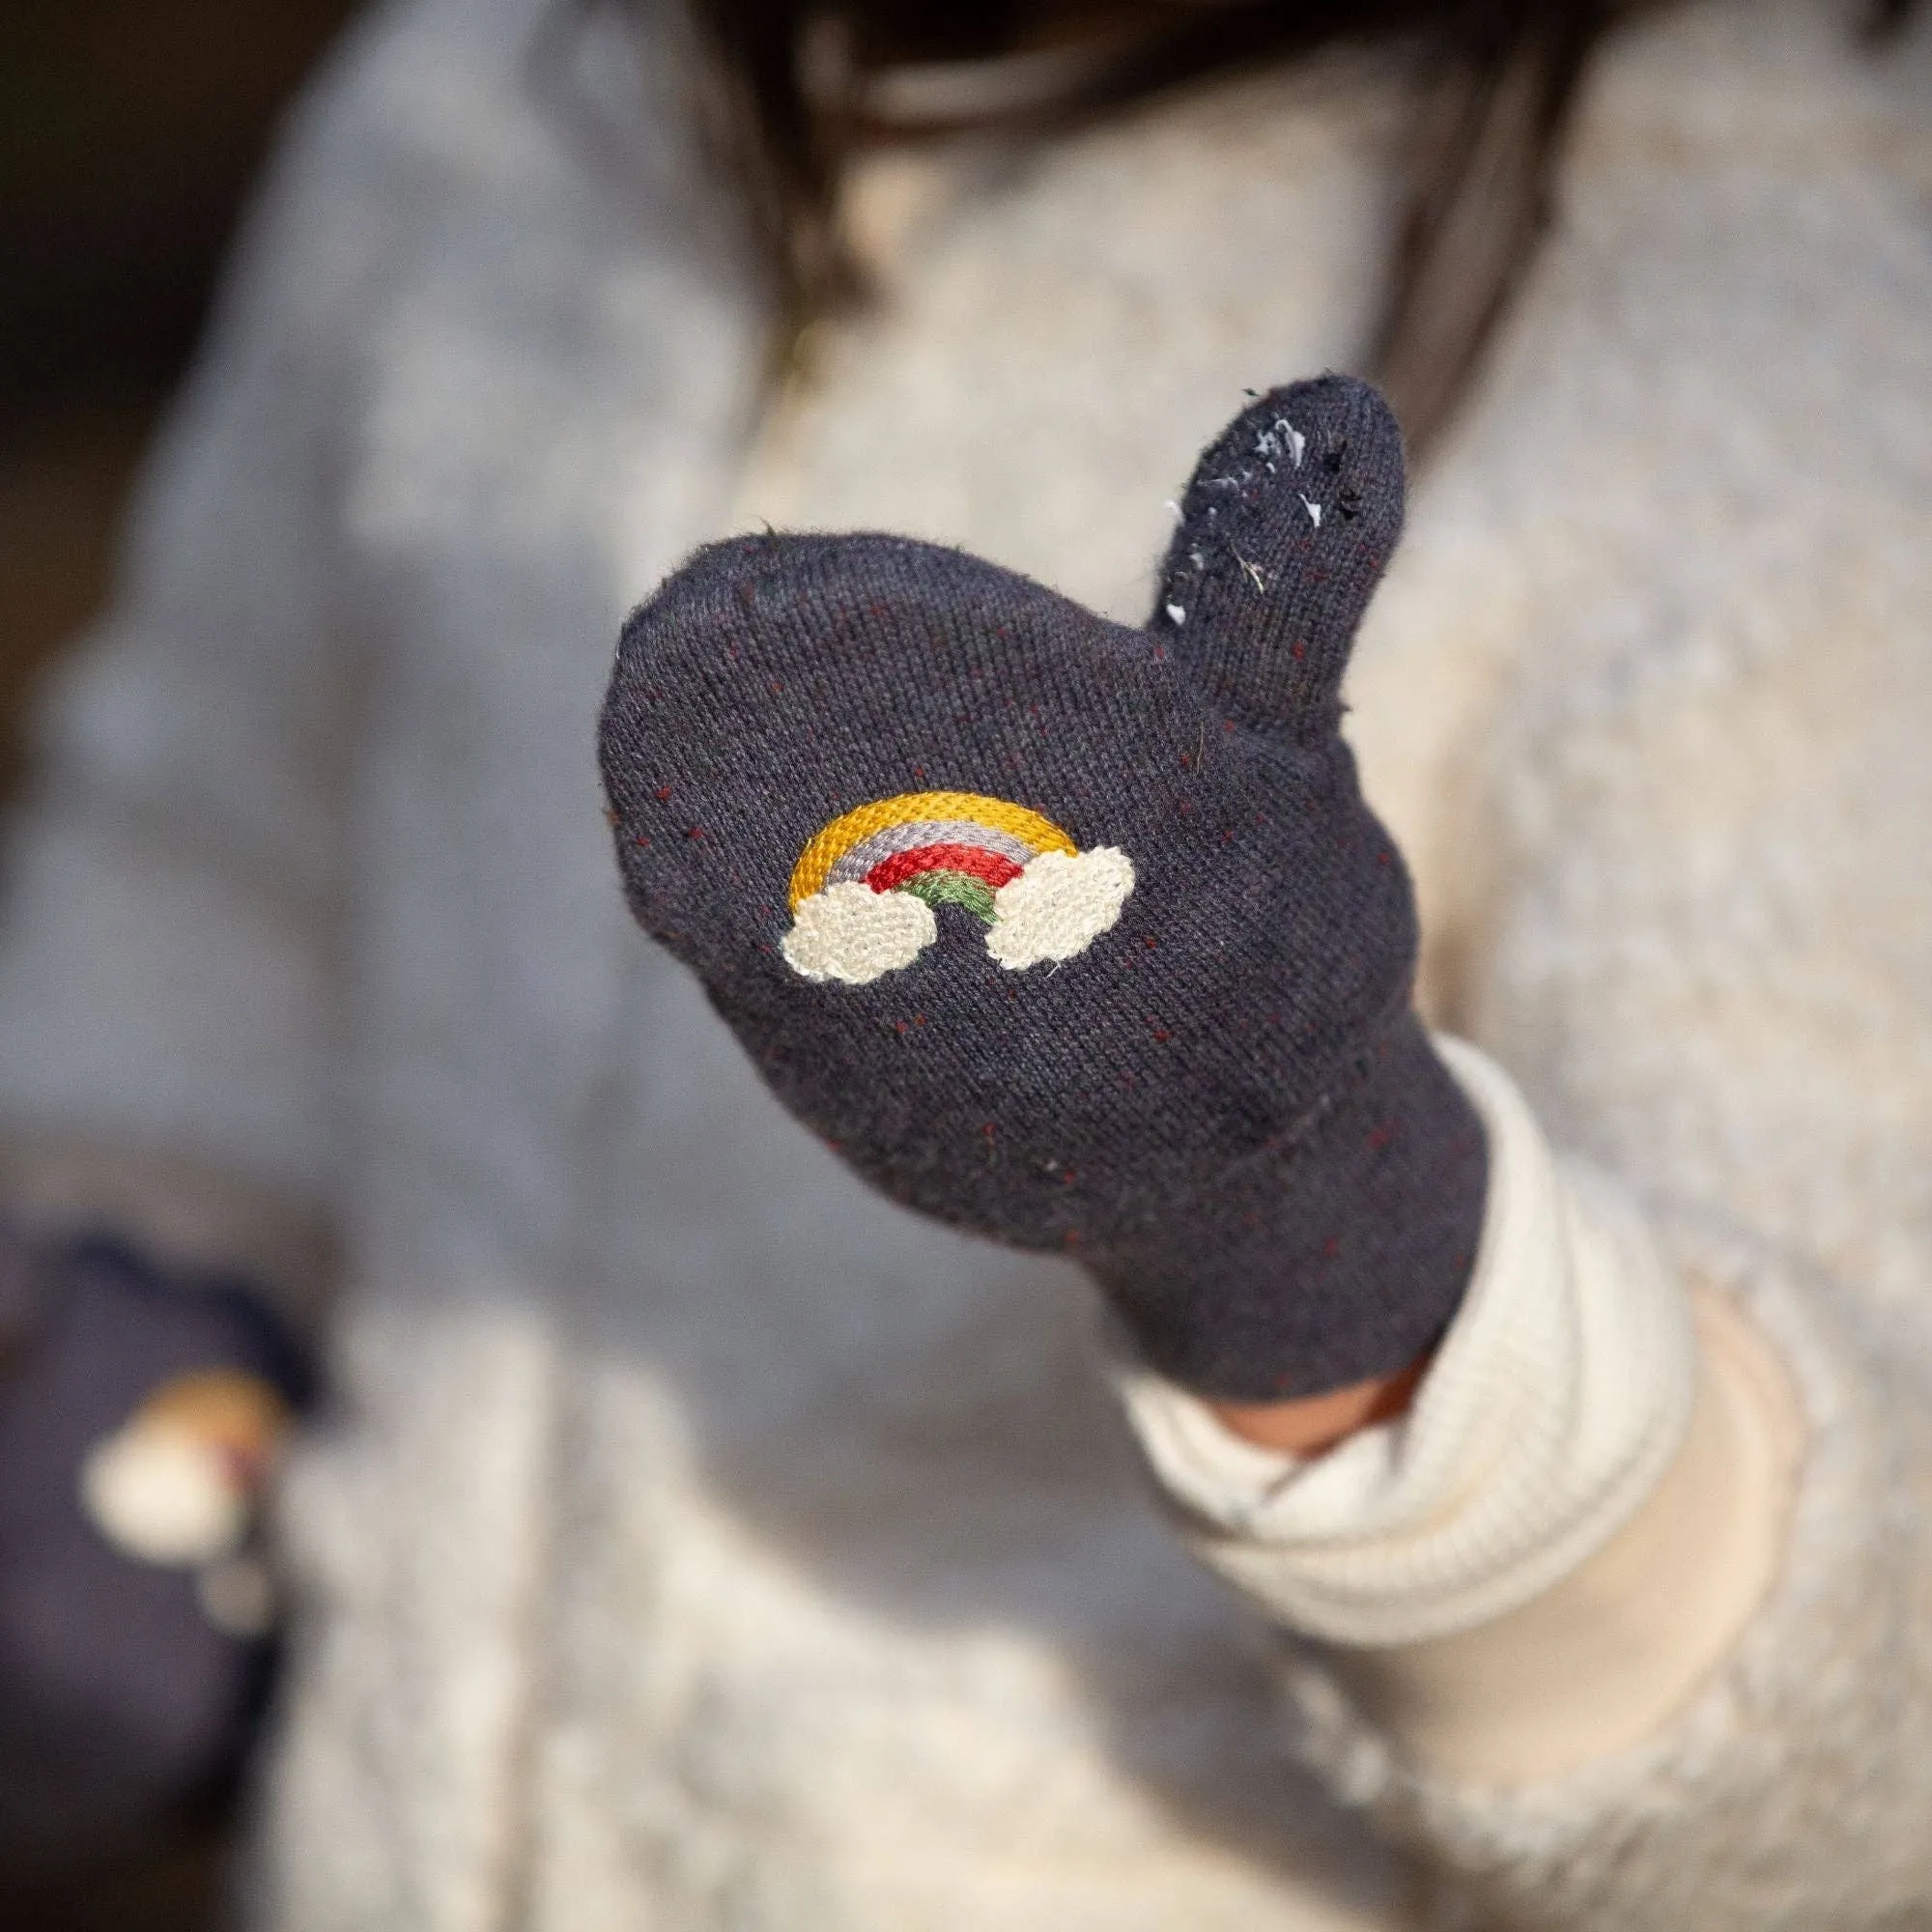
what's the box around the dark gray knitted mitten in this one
[600,376,1487,1400]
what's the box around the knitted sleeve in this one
[1119,1044,1932,1929]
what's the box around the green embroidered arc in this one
[899,869,999,923]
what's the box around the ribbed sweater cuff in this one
[1109,1037,1697,1647]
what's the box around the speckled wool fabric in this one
[602,381,1488,1401]
[0,0,1926,1927]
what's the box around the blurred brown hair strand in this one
[655,0,1911,452]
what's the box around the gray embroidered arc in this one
[824,818,1035,885]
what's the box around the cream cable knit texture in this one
[1113,1038,1697,1646]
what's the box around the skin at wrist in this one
[1208,1352,1430,1457]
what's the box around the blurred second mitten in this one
[600,375,1487,1401]
[0,1226,310,1869]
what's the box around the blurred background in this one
[1,0,356,803]
[2,5,355,1919]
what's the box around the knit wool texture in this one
[600,376,1487,1400]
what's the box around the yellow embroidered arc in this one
[786,790,1076,910]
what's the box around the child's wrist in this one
[1208,1351,1431,1457]
[1110,1041,1701,1647]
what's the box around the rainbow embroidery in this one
[781,790,1135,984]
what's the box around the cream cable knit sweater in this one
[0,1,1928,1926]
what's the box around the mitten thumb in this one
[1151,374,1404,741]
